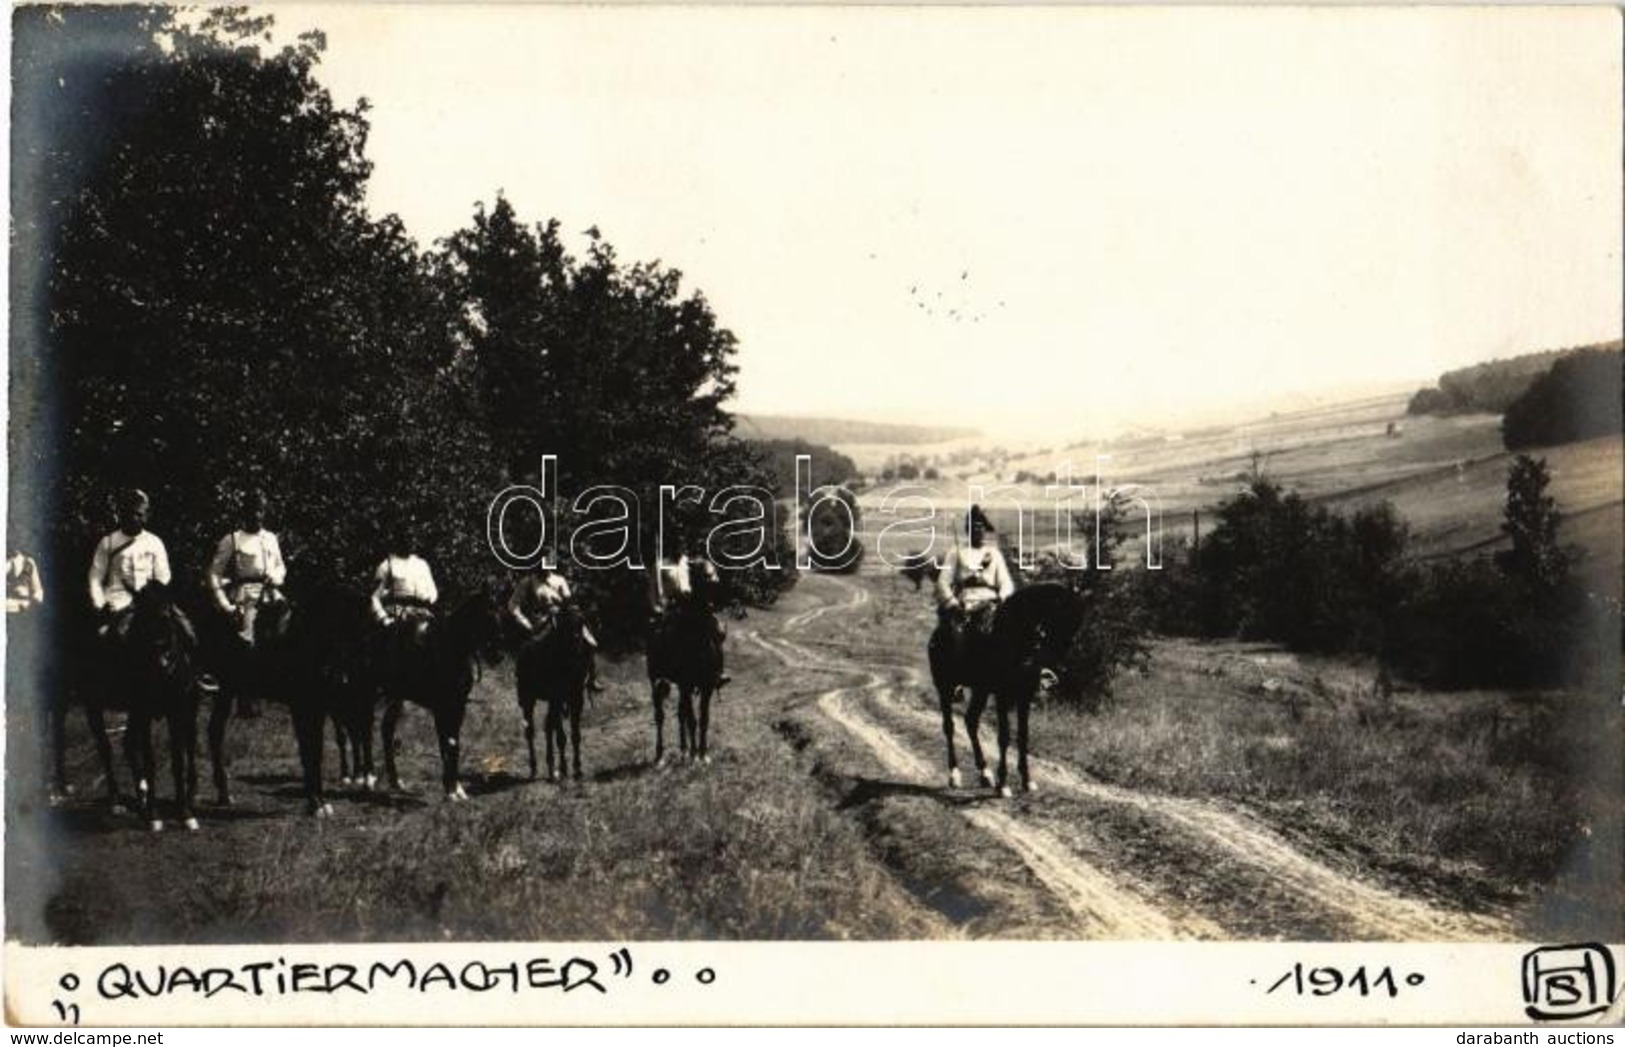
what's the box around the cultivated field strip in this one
[745,629,1213,939]
[765,574,1515,942]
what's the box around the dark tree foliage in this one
[1389,455,1597,691]
[440,196,796,642]
[1405,345,1583,417]
[1193,481,1409,655]
[40,10,503,599]
[1501,348,1624,450]
[21,7,794,646]
[741,438,857,496]
[1027,494,1154,711]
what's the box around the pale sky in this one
[275,5,1620,440]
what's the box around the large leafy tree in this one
[441,198,795,640]
[36,8,502,596]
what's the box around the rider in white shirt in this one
[371,527,439,626]
[207,490,287,643]
[935,504,1015,624]
[89,489,181,641]
[509,566,603,691]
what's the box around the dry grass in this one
[1025,638,1623,938]
[12,650,943,944]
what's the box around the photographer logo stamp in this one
[1522,943,1618,1021]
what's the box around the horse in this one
[928,582,1085,796]
[646,563,732,765]
[514,606,595,782]
[95,583,206,830]
[204,580,377,816]
[898,555,941,592]
[367,593,505,801]
[198,586,286,808]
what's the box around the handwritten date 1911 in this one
[1260,964,1426,999]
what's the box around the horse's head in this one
[252,592,295,649]
[993,583,1086,694]
[126,582,196,682]
[448,592,506,667]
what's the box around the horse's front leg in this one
[169,702,200,830]
[381,697,405,792]
[294,704,331,817]
[436,702,468,802]
[965,688,994,788]
[652,680,669,766]
[677,685,696,759]
[127,712,160,831]
[696,687,712,765]
[1016,693,1034,794]
[994,693,1013,798]
[570,693,584,780]
[543,701,561,782]
[83,701,122,810]
[522,698,539,781]
[331,712,353,786]
[207,687,233,806]
[937,683,961,788]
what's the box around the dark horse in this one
[646,586,727,766]
[928,583,1085,796]
[202,582,375,816]
[514,607,594,782]
[91,583,205,830]
[364,594,504,801]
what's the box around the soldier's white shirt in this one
[937,542,1015,609]
[208,529,287,611]
[89,529,171,611]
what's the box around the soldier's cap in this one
[118,488,151,512]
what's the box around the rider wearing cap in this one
[935,504,1015,630]
[89,488,189,644]
[207,489,287,644]
[648,529,729,687]
[508,565,603,692]
[370,525,438,629]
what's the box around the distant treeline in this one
[735,415,977,447]
[1501,347,1624,451]
[743,439,859,495]
[1131,458,1614,690]
[1407,341,1620,418]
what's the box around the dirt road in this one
[743,570,1513,941]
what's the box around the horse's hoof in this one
[214,795,234,808]
[339,776,355,788]
[453,785,469,801]
[182,816,200,832]
[701,754,712,766]
[999,785,1014,799]
[363,774,378,792]
[148,819,164,833]
[320,803,334,818]
[948,768,962,789]
[111,802,129,816]
[979,769,995,788]
[1024,781,1038,795]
